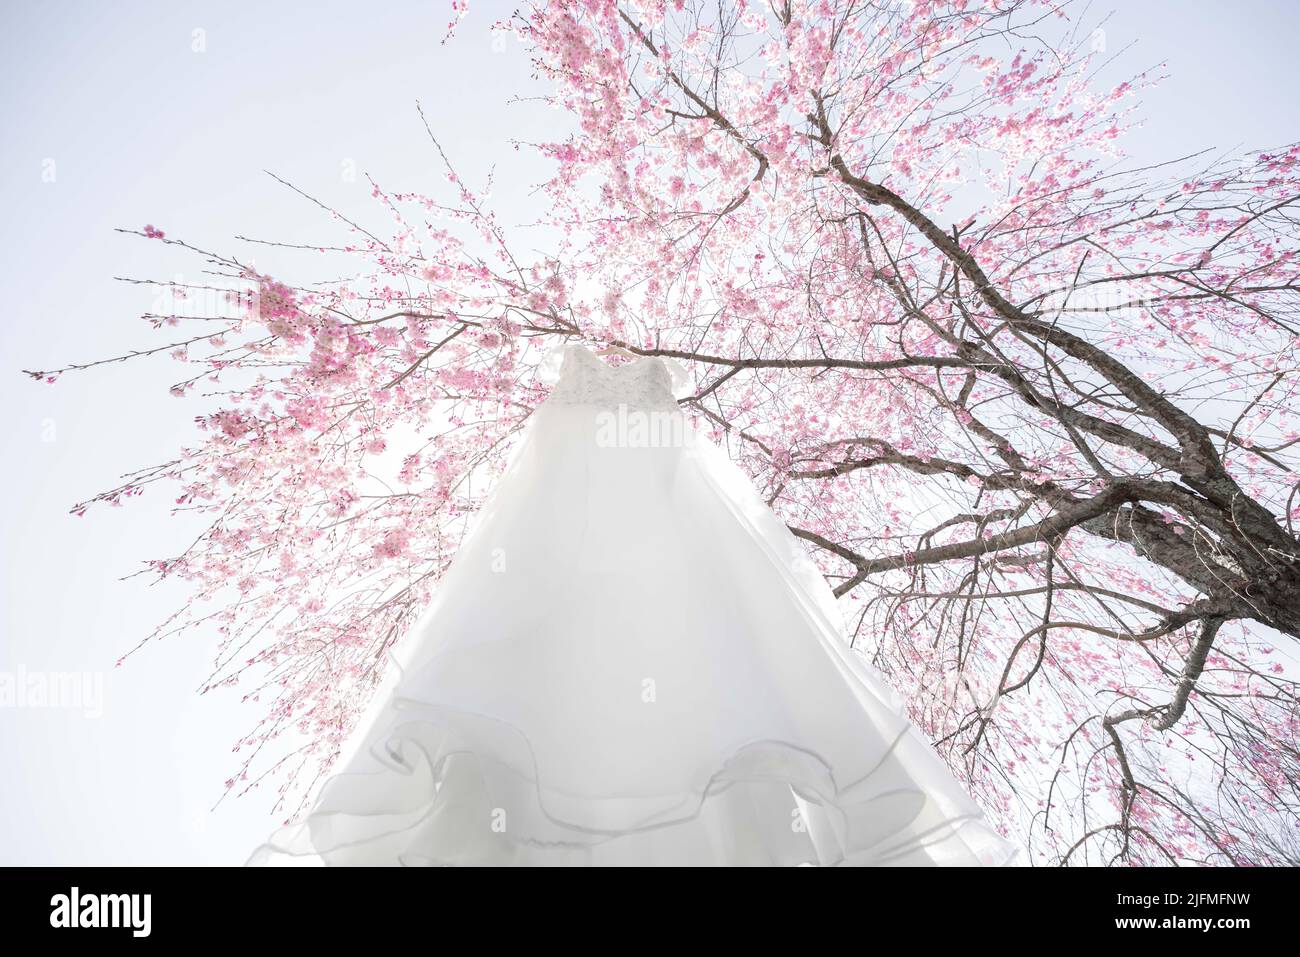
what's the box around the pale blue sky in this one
[0,1,1296,864]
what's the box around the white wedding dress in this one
[248,344,1019,866]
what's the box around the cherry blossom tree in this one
[30,0,1300,865]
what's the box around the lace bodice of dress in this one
[545,345,687,412]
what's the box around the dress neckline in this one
[568,344,657,372]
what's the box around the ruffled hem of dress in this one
[246,700,1020,867]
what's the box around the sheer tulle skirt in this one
[248,401,1019,866]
